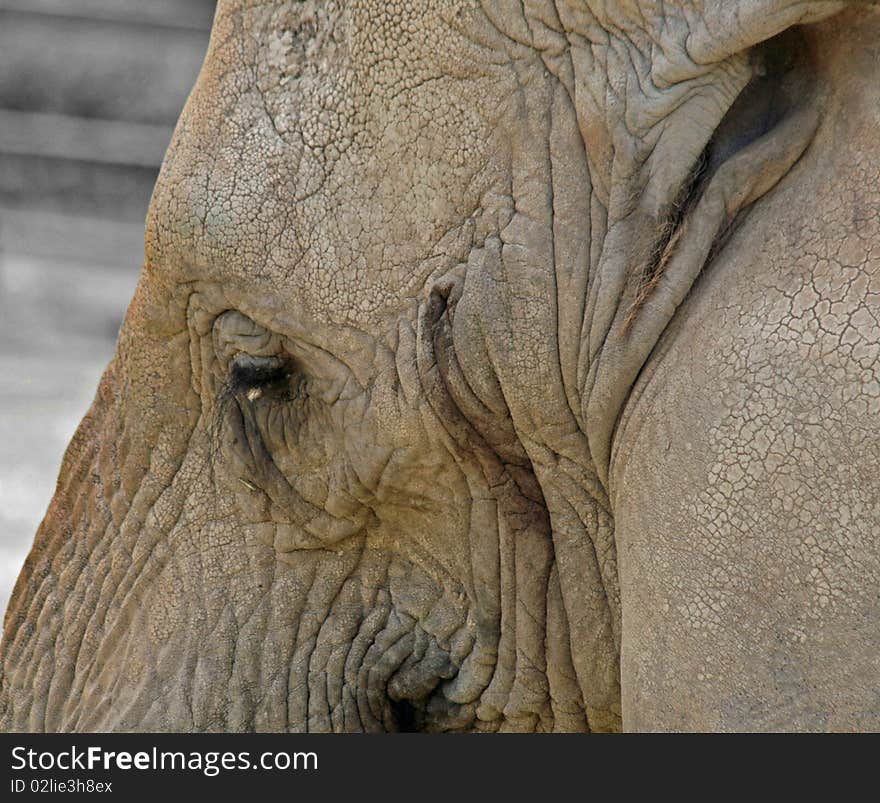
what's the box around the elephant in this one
[2,0,879,733]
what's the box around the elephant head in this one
[3,0,879,732]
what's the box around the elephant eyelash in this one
[211,353,294,432]
[227,354,292,398]
[206,353,298,473]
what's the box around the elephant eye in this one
[228,353,292,402]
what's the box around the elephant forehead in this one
[146,0,501,328]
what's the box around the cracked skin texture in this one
[1,1,878,732]
[612,13,880,730]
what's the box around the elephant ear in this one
[412,0,858,729]
[581,0,854,487]
[682,0,847,65]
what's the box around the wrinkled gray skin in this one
[2,0,879,732]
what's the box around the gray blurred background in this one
[0,0,216,616]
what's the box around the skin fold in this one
[1,0,878,732]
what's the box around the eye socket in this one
[228,353,292,401]
[209,351,301,471]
